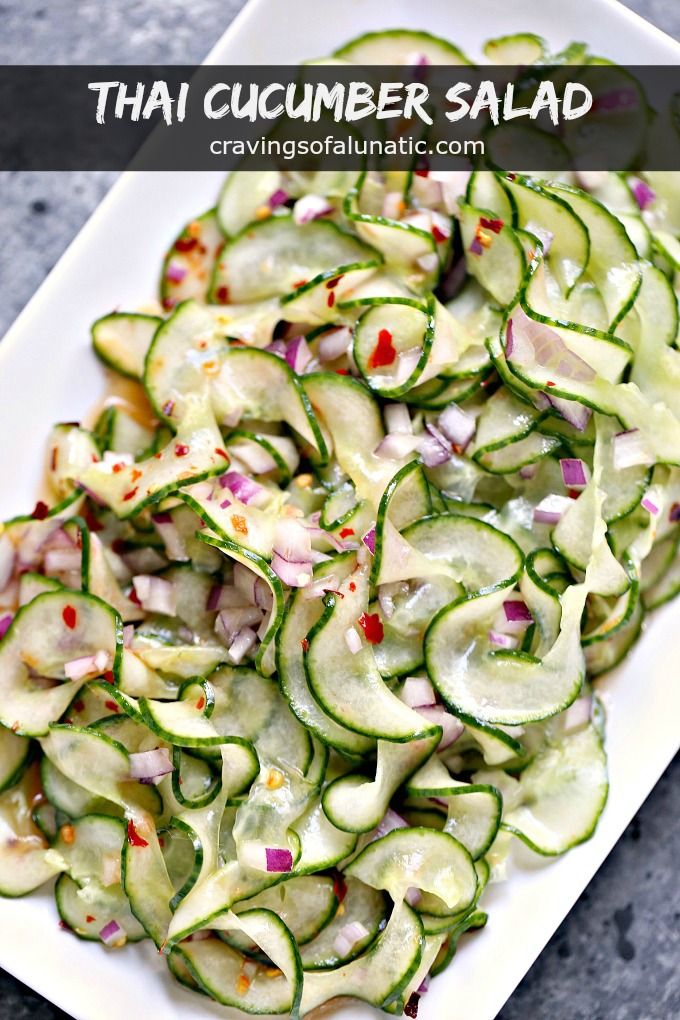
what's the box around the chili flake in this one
[175,236,197,253]
[349,581,356,592]
[85,915,96,924]
[479,216,504,234]
[196,696,206,711]
[368,328,397,369]
[431,224,449,243]
[300,638,309,652]
[292,279,308,289]
[162,399,175,417]
[215,285,230,304]
[105,700,120,713]
[62,605,77,629]
[327,291,336,308]
[174,443,190,457]
[214,447,229,460]
[231,514,248,535]
[404,993,420,1018]
[122,487,138,502]
[31,501,50,520]
[50,447,58,471]
[103,670,115,684]
[339,527,355,538]
[127,819,149,848]
[358,612,384,644]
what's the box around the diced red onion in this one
[318,326,352,363]
[613,429,654,470]
[546,394,592,433]
[152,514,188,562]
[669,503,680,523]
[231,441,278,476]
[418,424,451,467]
[519,464,537,480]
[265,847,293,872]
[332,921,369,958]
[345,626,362,654]
[469,236,484,256]
[560,458,588,490]
[377,581,408,619]
[438,402,476,450]
[0,535,15,591]
[220,471,264,505]
[64,650,111,681]
[292,193,334,224]
[302,574,339,600]
[496,599,533,635]
[268,188,289,210]
[414,705,464,750]
[265,338,287,357]
[227,626,258,665]
[215,606,263,646]
[99,920,124,946]
[641,494,659,516]
[562,695,592,733]
[44,547,82,574]
[417,976,430,996]
[362,526,376,556]
[406,51,431,66]
[489,630,519,650]
[533,494,573,525]
[272,555,313,587]
[630,177,655,211]
[132,575,177,615]
[123,624,134,648]
[165,261,187,283]
[0,614,13,640]
[384,404,412,435]
[401,676,436,708]
[129,747,174,783]
[272,519,313,587]
[285,335,313,374]
[374,808,408,840]
[374,433,422,460]
[101,853,121,887]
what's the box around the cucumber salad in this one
[2,27,680,1020]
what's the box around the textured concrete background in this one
[0,1,679,1018]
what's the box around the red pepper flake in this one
[130,468,142,482]
[214,447,229,460]
[325,276,341,289]
[332,871,347,902]
[414,169,429,177]
[161,296,177,311]
[174,443,190,457]
[339,527,355,538]
[129,588,141,606]
[162,399,175,417]
[546,380,556,388]
[83,507,103,532]
[358,612,384,644]
[431,224,449,243]
[292,279,307,289]
[479,216,504,234]
[215,285,230,304]
[105,700,120,714]
[154,452,163,460]
[103,670,115,684]
[404,993,420,1018]
[62,605,77,630]
[31,501,50,520]
[85,915,96,924]
[567,489,581,500]
[122,487,138,502]
[327,291,336,308]
[112,462,125,474]
[73,699,85,713]
[349,581,356,593]
[334,368,349,375]
[50,447,58,471]
[368,328,397,369]
[196,696,206,710]
[111,538,128,555]
[300,638,309,652]
[175,236,198,253]
[127,819,149,848]
[231,514,248,536]
[58,920,71,931]
[158,837,165,848]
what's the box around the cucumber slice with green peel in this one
[40,755,123,820]
[334,28,470,65]
[466,171,515,225]
[300,900,424,1014]
[92,313,161,381]
[161,209,223,306]
[122,810,175,947]
[212,214,377,303]
[0,765,65,896]
[94,405,154,460]
[0,725,30,793]
[370,460,434,587]
[163,819,204,908]
[354,300,434,397]
[217,171,283,237]
[461,204,526,307]
[277,554,375,756]
[477,429,560,474]
[292,798,358,875]
[299,878,386,970]
[281,262,381,326]
[430,909,488,976]
[78,392,228,519]
[174,909,303,1015]
[47,424,102,500]
[406,757,502,859]
[55,873,146,942]
[322,731,440,834]
[483,32,546,64]
[304,566,439,743]
[499,721,608,855]
[224,875,337,952]
[0,590,122,737]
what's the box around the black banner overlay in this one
[1,64,679,171]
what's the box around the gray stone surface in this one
[0,2,678,1019]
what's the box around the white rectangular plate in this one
[1,1,679,1018]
